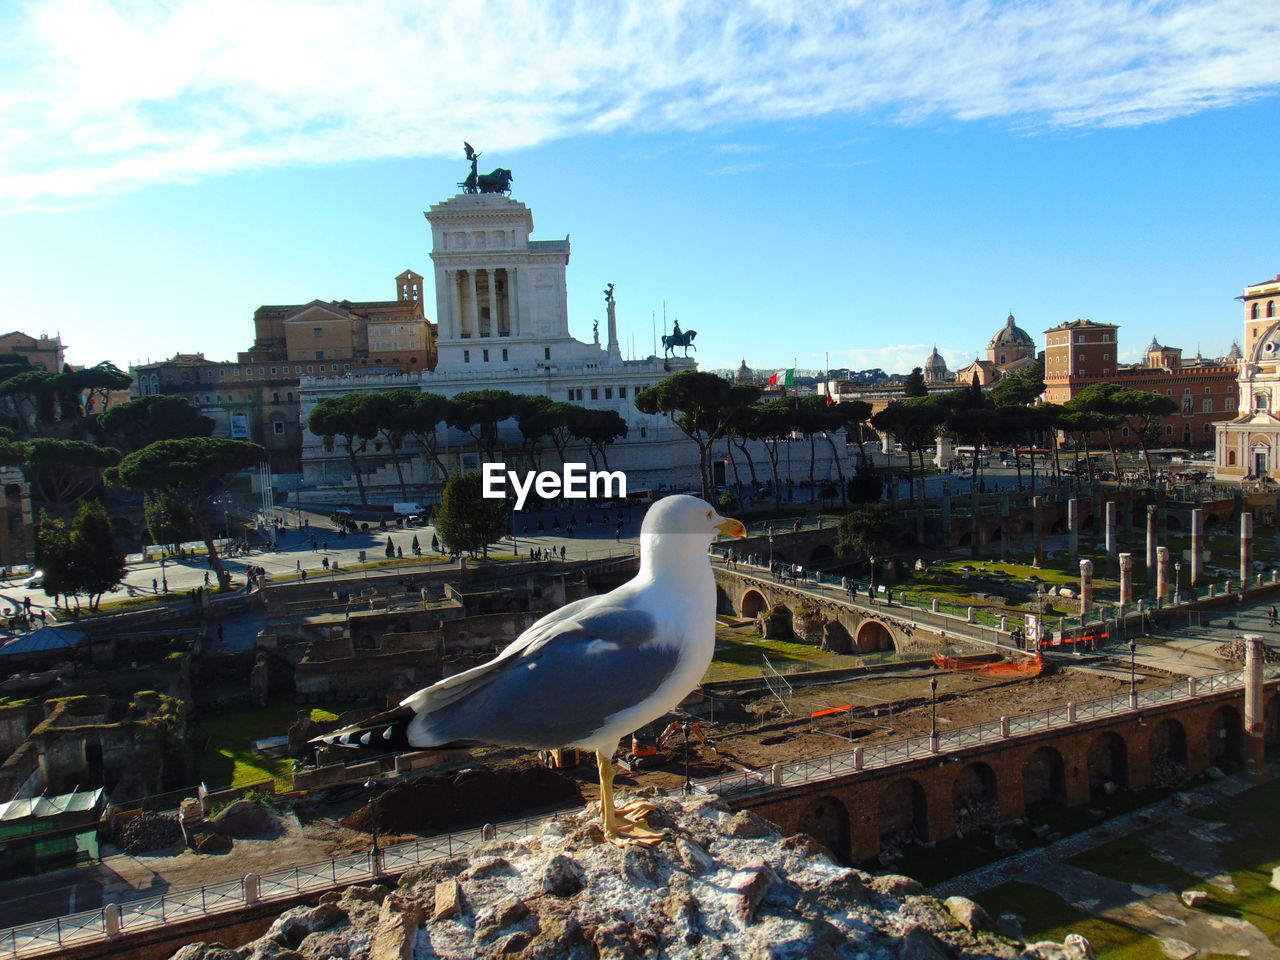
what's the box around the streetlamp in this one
[1174,561,1182,603]
[768,533,774,574]
[1128,638,1138,708]
[869,555,877,603]
[364,777,381,872]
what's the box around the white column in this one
[467,269,478,339]
[486,268,498,338]
[443,270,457,339]
[508,265,519,336]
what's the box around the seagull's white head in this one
[638,496,745,575]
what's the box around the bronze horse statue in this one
[459,168,514,195]
[662,329,697,357]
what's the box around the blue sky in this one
[1,0,1277,378]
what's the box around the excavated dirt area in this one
[0,660,1155,929]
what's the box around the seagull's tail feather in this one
[308,706,419,752]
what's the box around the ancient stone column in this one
[1104,501,1117,558]
[1241,511,1254,589]
[1079,559,1093,616]
[1190,508,1204,587]
[1244,635,1268,779]
[1032,496,1044,567]
[1067,498,1079,557]
[1145,505,1158,577]
[940,477,952,534]
[1118,553,1133,608]
[999,492,1010,562]
[1156,546,1170,604]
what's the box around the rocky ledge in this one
[170,795,1096,960]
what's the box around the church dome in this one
[989,314,1034,349]
[924,346,950,381]
[736,358,753,382]
[1227,340,1242,361]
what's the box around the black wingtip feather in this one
[310,705,416,752]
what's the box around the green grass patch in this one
[191,701,362,790]
[705,631,864,682]
[976,883,1164,960]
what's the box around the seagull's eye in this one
[706,511,713,519]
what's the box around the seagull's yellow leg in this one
[596,749,620,837]
[596,749,664,846]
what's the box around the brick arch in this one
[1022,745,1066,807]
[796,795,852,864]
[740,588,769,618]
[1149,717,1189,786]
[878,776,929,847]
[1207,704,1243,765]
[855,619,896,653]
[1086,730,1130,795]
[952,761,999,830]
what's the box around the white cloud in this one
[2,0,1277,209]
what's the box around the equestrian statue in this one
[459,142,514,195]
[662,319,697,357]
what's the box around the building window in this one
[313,327,323,338]
[483,349,489,362]
[344,363,351,371]
[1078,354,1085,361]
[307,365,314,373]
[1229,450,1237,465]
[502,349,508,361]
[1205,387,1211,394]
[1203,398,1213,413]
[1182,397,1192,414]
[1252,304,1261,320]
[1203,423,1212,434]
[567,390,574,400]
[544,348,551,360]
[1164,425,1174,436]
[464,350,471,363]
[605,387,613,399]
[1166,389,1173,396]
[287,392,294,402]
[258,367,265,376]
[295,366,302,374]
[270,367,277,375]
[273,421,285,435]
[323,437,335,453]
[272,392,280,402]
[619,386,627,398]
[1256,392,1270,412]
[1270,301,1276,318]
[315,352,324,361]
[590,388,599,400]
[1122,426,1130,438]
[640,426,647,438]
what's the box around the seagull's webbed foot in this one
[597,750,666,846]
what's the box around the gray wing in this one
[402,603,678,750]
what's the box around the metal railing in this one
[0,811,557,959]
[697,664,1268,802]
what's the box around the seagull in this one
[313,495,746,842]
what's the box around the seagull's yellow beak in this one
[716,516,747,538]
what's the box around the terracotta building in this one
[1044,318,1238,449]
[0,332,65,372]
[130,271,437,475]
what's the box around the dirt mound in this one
[343,763,582,835]
[209,799,279,839]
[118,811,183,854]
[1215,639,1280,663]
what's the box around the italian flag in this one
[768,368,795,387]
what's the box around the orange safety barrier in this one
[932,651,1044,677]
